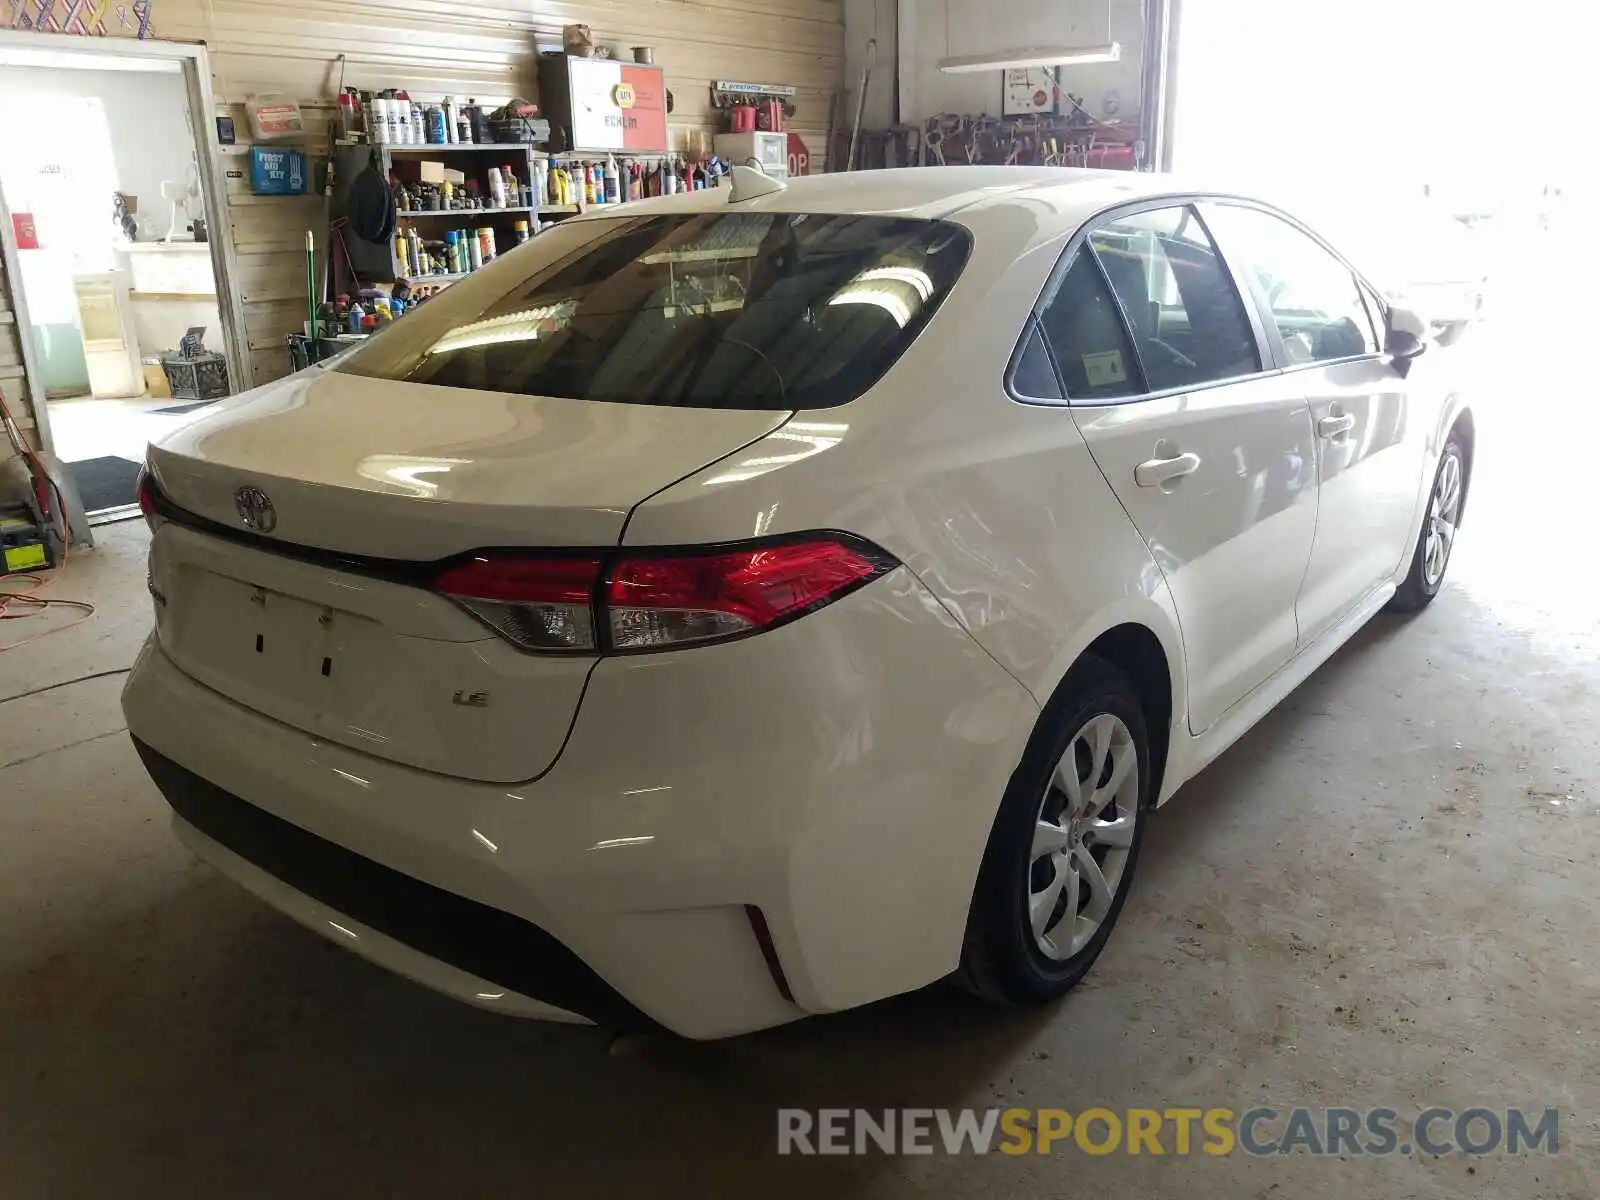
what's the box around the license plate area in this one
[166,568,384,723]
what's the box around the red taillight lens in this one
[433,555,603,651]
[135,467,161,530]
[607,539,887,650]
[432,537,894,654]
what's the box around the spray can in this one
[347,301,364,334]
[584,163,597,205]
[663,158,677,196]
[408,100,423,145]
[604,154,620,204]
[456,103,474,144]
[488,167,506,209]
[466,231,483,271]
[476,226,495,263]
[395,234,410,276]
[426,105,447,144]
[385,97,403,145]
[442,96,458,144]
[514,219,530,245]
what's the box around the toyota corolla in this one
[124,166,1473,1038]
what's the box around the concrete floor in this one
[3,242,1596,1197]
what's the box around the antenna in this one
[728,164,786,204]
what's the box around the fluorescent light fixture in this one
[938,42,1121,73]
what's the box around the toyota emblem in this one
[234,486,277,532]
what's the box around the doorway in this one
[0,33,245,518]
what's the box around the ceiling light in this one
[937,42,1121,73]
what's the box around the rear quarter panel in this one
[626,200,1191,791]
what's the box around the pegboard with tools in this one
[920,109,1136,170]
[850,104,1138,173]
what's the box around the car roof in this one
[569,166,1184,238]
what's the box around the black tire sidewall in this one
[968,657,1153,1002]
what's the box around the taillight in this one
[607,540,886,650]
[433,555,603,651]
[135,467,162,531]
[431,536,895,654]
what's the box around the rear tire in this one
[957,655,1152,1005]
[1388,436,1466,613]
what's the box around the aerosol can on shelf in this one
[604,154,620,204]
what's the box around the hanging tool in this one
[846,37,875,171]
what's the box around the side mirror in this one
[1385,304,1429,366]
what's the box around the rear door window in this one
[1085,205,1262,392]
[335,212,971,410]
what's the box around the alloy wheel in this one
[1027,712,1140,961]
[1423,449,1463,588]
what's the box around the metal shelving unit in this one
[331,141,581,289]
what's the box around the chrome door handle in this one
[1134,451,1201,488]
[1317,413,1355,438]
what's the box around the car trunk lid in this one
[143,369,789,782]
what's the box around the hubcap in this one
[1027,712,1140,961]
[1423,450,1463,588]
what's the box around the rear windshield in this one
[335,212,971,410]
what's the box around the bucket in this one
[731,104,757,133]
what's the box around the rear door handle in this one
[1134,451,1201,488]
[1317,413,1355,438]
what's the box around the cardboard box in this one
[418,160,446,183]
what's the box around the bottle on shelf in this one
[459,99,477,144]
[604,154,620,204]
[409,99,424,146]
[443,97,459,144]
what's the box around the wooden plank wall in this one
[0,0,845,409]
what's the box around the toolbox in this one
[1,513,50,575]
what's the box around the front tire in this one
[1389,436,1466,613]
[957,655,1152,1005]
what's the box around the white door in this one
[1203,203,1427,644]
[1036,203,1319,734]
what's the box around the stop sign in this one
[787,132,810,176]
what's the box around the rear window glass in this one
[335,212,971,410]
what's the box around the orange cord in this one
[0,573,95,651]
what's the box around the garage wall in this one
[845,0,1142,127]
[0,0,845,428]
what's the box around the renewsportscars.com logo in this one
[777,1107,1560,1157]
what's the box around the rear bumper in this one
[138,740,639,1029]
[122,569,1038,1037]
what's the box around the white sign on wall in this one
[1002,67,1058,116]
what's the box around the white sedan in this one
[124,167,1473,1038]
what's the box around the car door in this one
[1202,202,1427,645]
[1032,202,1319,735]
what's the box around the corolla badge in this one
[234,486,277,532]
